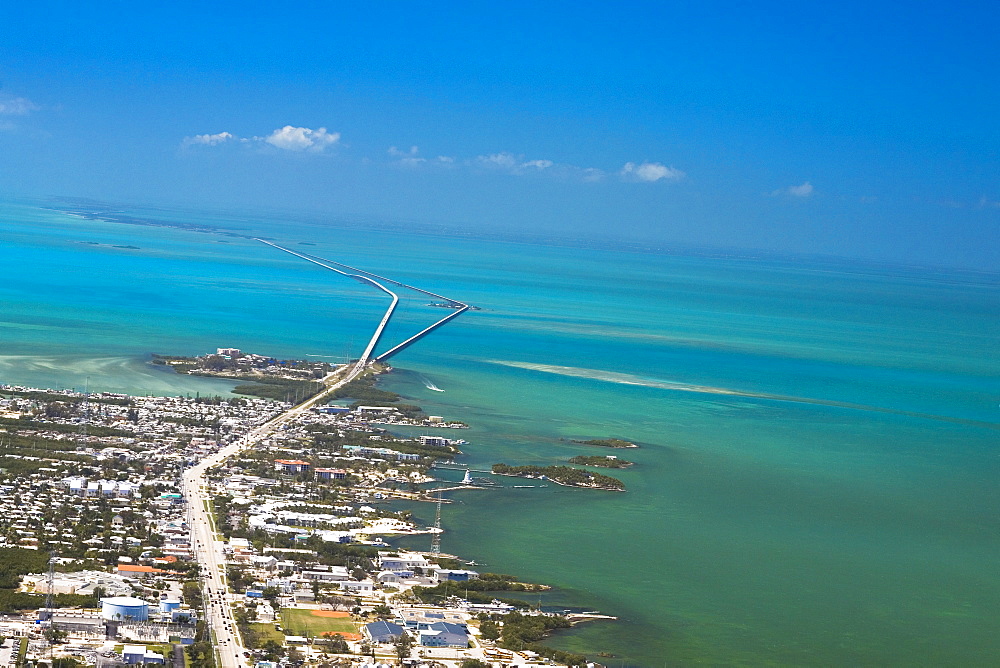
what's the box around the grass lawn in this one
[280,608,360,638]
[249,622,286,645]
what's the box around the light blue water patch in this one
[1,197,999,666]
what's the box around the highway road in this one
[181,240,468,665]
[181,362,368,667]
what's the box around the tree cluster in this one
[491,464,625,490]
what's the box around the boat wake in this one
[418,373,445,392]
[488,360,999,430]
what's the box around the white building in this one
[377,551,431,571]
[300,566,350,582]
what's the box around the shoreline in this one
[1,361,618,665]
[490,470,626,492]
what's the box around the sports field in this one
[280,608,361,640]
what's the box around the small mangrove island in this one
[492,463,626,491]
[568,455,634,468]
[572,437,638,448]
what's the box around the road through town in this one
[180,241,469,666]
[181,361,366,668]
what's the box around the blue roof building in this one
[364,620,405,644]
[418,621,469,647]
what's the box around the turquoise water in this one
[2,198,998,665]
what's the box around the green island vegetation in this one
[572,438,638,448]
[567,455,633,468]
[492,464,625,491]
[477,611,586,667]
[151,352,333,376]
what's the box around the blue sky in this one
[1,1,998,269]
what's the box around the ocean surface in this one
[2,198,998,666]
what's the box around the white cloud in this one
[182,125,341,152]
[620,161,685,183]
[0,97,39,115]
[183,131,234,146]
[978,196,1000,209]
[387,146,600,181]
[521,159,553,170]
[787,181,814,197]
[388,145,426,166]
[264,126,339,152]
[388,145,419,157]
[476,152,520,169]
[475,153,563,175]
[772,181,814,197]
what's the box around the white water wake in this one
[418,373,445,392]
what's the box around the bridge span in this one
[256,239,471,364]
[255,239,401,366]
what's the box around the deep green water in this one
[2,199,998,666]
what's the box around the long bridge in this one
[183,239,473,668]
[255,239,470,364]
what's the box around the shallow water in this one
[1,198,998,665]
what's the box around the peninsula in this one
[491,463,626,491]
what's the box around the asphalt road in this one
[181,362,366,667]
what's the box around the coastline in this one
[0,373,612,666]
[490,470,626,492]
[4,199,999,666]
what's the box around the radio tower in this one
[42,549,56,620]
[430,492,443,554]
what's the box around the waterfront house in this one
[433,569,479,583]
[378,551,431,571]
